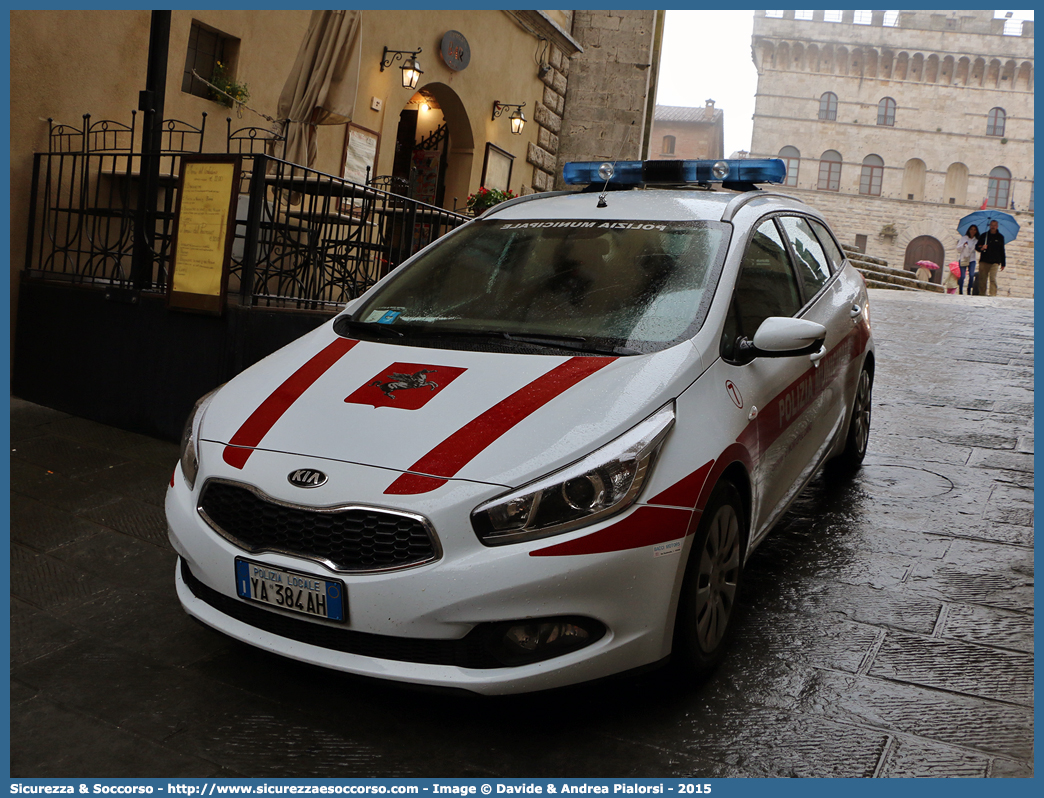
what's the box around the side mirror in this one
[735,317,826,362]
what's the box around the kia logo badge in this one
[288,469,328,488]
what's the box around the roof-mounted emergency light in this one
[562,158,787,188]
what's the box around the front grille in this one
[180,559,503,669]
[198,479,439,573]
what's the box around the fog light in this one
[486,616,606,666]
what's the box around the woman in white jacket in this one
[956,225,980,295]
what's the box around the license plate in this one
[235,558,345,622]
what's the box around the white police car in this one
[166,158,874,694]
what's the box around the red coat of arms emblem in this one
[345,363,466,409]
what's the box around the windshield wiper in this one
[502,332,639,356]
[336,318,639,355]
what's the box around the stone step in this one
[854,259,944,282]
[864,278,911,291]
[855,265,946,292]
[841,246,889,268]
[838,245,945,293]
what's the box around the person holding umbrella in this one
[957,210,1019,298]
[956,224,979,295]
[976,219,1006,296]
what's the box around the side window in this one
[720,220,802,361]
[809,219,845,271]
[778,216,832,300]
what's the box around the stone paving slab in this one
[8,290,1033,777]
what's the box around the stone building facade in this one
[749,10,1034,298]
[649,101,725,160]
[552,9,661,187]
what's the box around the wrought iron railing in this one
[25,147,469,310]
[236,155,468,310]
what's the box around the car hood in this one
[200,323,704,490]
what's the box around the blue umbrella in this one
[957,209,1020,242]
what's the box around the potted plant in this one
[210,61,250,108]
[466,186,516,215]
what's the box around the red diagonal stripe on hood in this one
[223,338,359,469]
[384,356,616,495]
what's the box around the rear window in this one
[349,218,731,354]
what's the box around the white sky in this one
[655,9,1035,159]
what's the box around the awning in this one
[275,9,362,168]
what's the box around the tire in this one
[673,480,746,675]
[835,365,873,471]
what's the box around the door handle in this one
[850,303,863,319]
[810,345,827,367]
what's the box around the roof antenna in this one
[596,162,615,208]
[596,121,635,208]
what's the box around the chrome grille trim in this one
[197,477,442,574]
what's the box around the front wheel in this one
[673,480,745,675]
[835,365,873,471]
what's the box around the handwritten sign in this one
[342,124,379,186]
[169,156,240,314]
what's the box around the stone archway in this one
[904,235,945,284]
[389,82,474,212]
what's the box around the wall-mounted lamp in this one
[381,46,424,90]
[493,101,527,135]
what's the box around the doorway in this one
[389,83,474,213]
[904,235,945,284]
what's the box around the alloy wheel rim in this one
[694,504,741,652]
[852,371,872,455]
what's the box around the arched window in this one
[818,150,842,191]
[860,154,884,196]
[662,135,676,155]
[944,162,969,206]
[779,146,800,187]
[819,92,838,120]
[877,97,896,126]
[987,107,1006,137]
[987,166,1011,208]
[901,158,926,201]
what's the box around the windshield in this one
[346,218,730,354]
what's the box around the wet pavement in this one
[9,289,1033,778]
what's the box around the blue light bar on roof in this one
[562,158,787,186]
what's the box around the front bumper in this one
[166,446,694,695]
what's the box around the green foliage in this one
[210,61,250,108]
[466,186,516,215]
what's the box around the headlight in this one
[471,402,675,546]
[179,387,221,490]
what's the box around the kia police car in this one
[166,158,874,694]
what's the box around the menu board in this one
[342,124,379,186]
[168,156,240,314]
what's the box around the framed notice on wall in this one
[167,155,241,315]
[481,142,514,192]
[342,123,380,186]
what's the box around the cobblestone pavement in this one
[9,289,1033,778]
